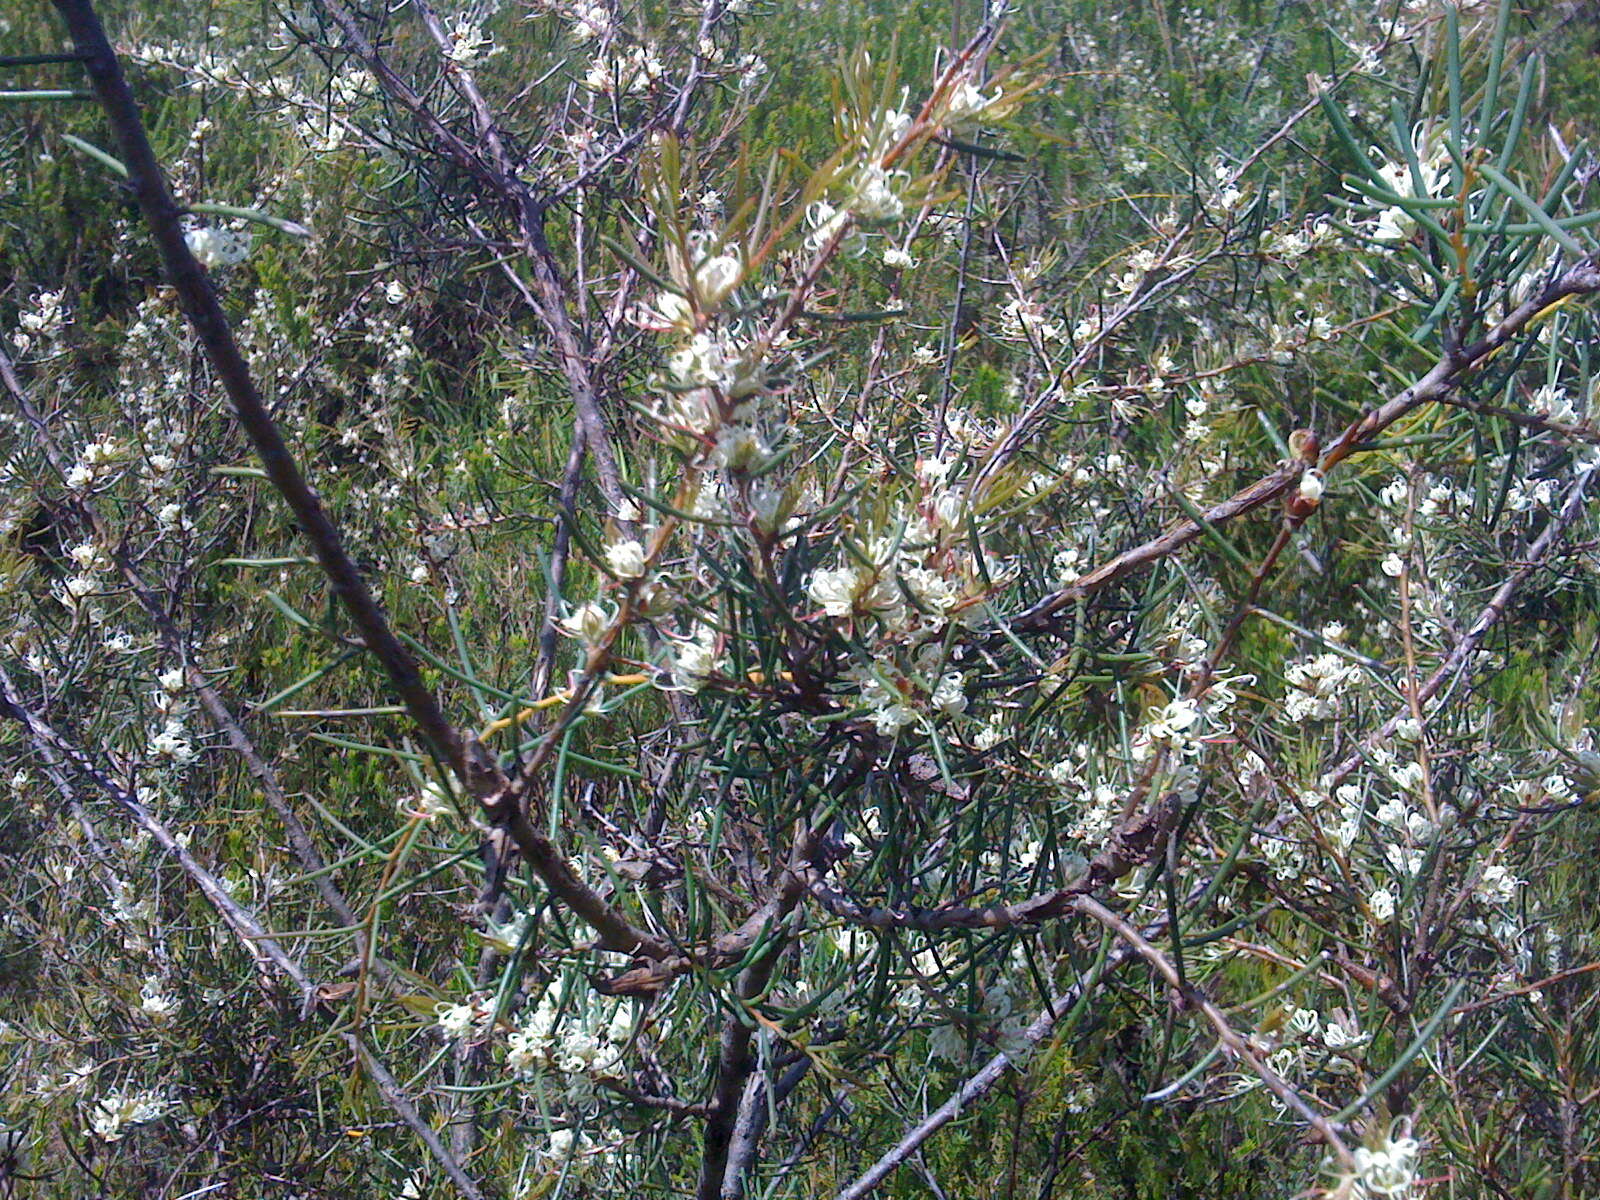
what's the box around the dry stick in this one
[722,1056,814,1200]
[0,344,366,938]
[3,615,492,1200]
[53,0,669,966]
[1435,391,1600,444]
[316,0,631,521]
[349,1038,492,1200]
[1070,895,1355,1169]
[0,667,316,1005]
[833,936,1139,1200]
[695,834,818,1200]
[1010,255,1600,634]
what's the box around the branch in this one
[1321,463,1596,794]
[0,666,315,1005]
[52,0,672,967]
[52,0,477,784]
[832,932,1139,1200]
[1070,894,1354,1169]
[1009,255,1600,634]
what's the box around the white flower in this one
[399,776,454,822]
[604,538,647,579]
[443,15,496,65]
[1475,863,1521,905]
[807,566,862,617]
[1286,1006,1321,1038]
[138,977,179,1021]
[158,667,186,694]
[667,627,722,693]
[712,423,769,471]
[1368,887,1396,924]
[1144,697,1201,744]
[931,673,966,716]
[694,253,742,308]
[558,600,616,644]
[435,1000,479,1039]
[1381,553,1405,578]
[1352,1127,1420,1197]
[88,1089,172,1141]
[943,78,1002,131]
[882,246,917,269]
[1322,1020,1366,1050]
[18,289,68,337]
[1389,761,1426,792]
[1297,469,1325,503]
[148,717,194,763]
[1372,206,1415,243]
[851,164,904,223]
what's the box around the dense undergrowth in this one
[3,1,1600,1197]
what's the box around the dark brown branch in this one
[52,0,477,784]
[53,0,672,969]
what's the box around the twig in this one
[52,0,478,785]
[1070,895,1354,1169]
[1010,255,1600,634]
[52,0,671,966]
[832,934,1137,1200]
[0,665,317,1005]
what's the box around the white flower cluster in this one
[184,224,252,270]
[65,437,124,492]
[805,472,987,734]
[1282,650,1361,722]
[1361,127,1450,246]
[583,43,664,94]
[435,994,493,1041]
[11,289,69,355]
[138,975,180,1021]
[1259,216,1337,263]
[505,991,633,1102]
[562,0,613,43]
[535,1125,621,1178]
[87,1087,173,1141]
[664,623,724,693]
[997,296,1065,344]
[443,13,498,66]
[803,99,914,254]
[1351,1125,1421,1198]
[941,77,1005,134]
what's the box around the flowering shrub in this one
[3,1,1600,1198]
